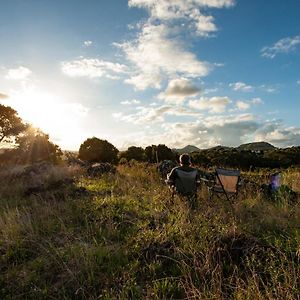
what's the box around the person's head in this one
[179,153,191,166]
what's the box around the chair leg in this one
[188,194,197,210]
[209,188,213,201]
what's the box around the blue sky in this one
[0,0,300,150]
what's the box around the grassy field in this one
[0,163,300,299]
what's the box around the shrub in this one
[119,146,146,162]
[79,137,118,163]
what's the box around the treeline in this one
[190,147,300,170]
[78,137,300,170]
[1,103,300,169]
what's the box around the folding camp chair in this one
[165,169,200,209]
[207,168,241,203]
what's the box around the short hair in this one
[180,153,191,166]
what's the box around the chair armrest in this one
[165,179,174,185]
[199,177,214,187]
[199,177,214,183]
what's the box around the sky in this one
[0,0,300,150]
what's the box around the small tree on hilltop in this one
[0,104,28,143]
[79,137,118,163]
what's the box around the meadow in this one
[0,162,300,299]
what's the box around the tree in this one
[0,104,28,143]
[16,126,62,163]
[79,137,118,163]
[119,146,146,162]
[145,144,175,162]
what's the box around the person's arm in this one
[166,167,177,186]
[196,169,201,186]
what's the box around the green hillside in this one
[237,142,276,151]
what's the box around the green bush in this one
[79,137,119,163]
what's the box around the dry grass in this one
[0,163,299,299]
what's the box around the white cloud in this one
[251,97,263,105]
[236,101,250,111]
[61,58,127,79]
[129,0,235,10]
[189,96,231,113]
[113,104,200,124]
[121,99,141,105]
[128,0,234,36]
[5,66,32,80]
[125,73,162,90]
[117,0,235,89]
[261,35,300,59]
[297,80,300,85]
[115,111,300,149]
[230,81,253,92]
[83,40,93,47]
[254,121,300,147]
[158,78,201,103]
[156,113,259,148]
[203,87,219,94]
[230,97,263,112]
[191,12,218,36]
[117,23,211,90]
[259,84,277,93]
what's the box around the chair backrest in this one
[215,168,240,193]
[175,169,198,195]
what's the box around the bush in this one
[119,146,146,162]
[79,137,118,163]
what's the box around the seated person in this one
[166,153,201,208]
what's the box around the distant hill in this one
[205,145,232,151]
[172,142,276,154]
[173,145,201,154]
[237,142,276,151]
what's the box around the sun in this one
[9,87,88,150]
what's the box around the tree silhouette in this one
[79,137,118,163]
[0,104,28,143]
[16,126,62,163]
[119,146,146,162]
[145,144,175,162]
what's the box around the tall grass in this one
[0,163,299,299]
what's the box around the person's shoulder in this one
[179,165,197,172]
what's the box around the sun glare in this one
[10,88,87,150]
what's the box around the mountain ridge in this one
[173,142,276,153]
